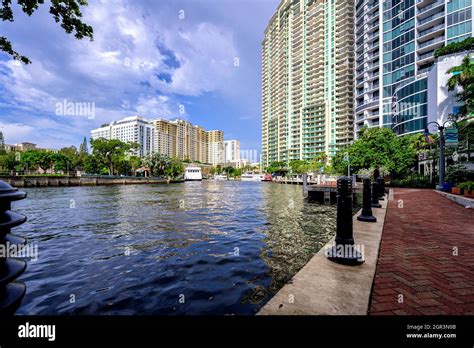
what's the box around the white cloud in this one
[0,122,35,143]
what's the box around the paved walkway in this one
[370,189,474,315]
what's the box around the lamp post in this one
[424,120,453,191]
[344,153,350,177]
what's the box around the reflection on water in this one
[14,181,336,315]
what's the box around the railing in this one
[418,11,445,26]
[418,50,435,60]
[418,0,444,15]
[418,35,444,49]
[0,171,79,177]
[418,23,444,38]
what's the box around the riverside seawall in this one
[0,175,171,188]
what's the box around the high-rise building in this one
[208,130,224,166]
[261,0,355,167]
[153,119,209,163]
[92,116,224,163]
[224,140,241,163]
[355,0,474,137]
[90,116,154,157]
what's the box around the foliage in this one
[446,54,474,120]
[434,37,474,58]
[90,138,138,175]
[0,151,17,171]
[83,155,102,174]
[445,164,470,184]
[307,153,327,172]
[165,157,185,179]
[289,160,309,175]
[1,0,94,64]
[266,161,287,175]
[458,181,474,193]
[332,127,426,178]
[143,152,170,177]
[79,137,88,154]
[389,174,435,189]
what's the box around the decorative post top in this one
[0,181,27,202]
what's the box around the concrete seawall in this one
[0,176,170,188]
[258,195,388,315]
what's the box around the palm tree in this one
[143,153,171,177]
[447,54,474,120]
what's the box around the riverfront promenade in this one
[370,189,474,315]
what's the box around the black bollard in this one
[377,177,385,200]
[371,181,382,208]
[0,180,28,315]
[326,177,364,265]
[357,178,377,223]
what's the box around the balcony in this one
[418,10,445,27]
[417,65,434,75]
[418,35,445,50]
[417,50,435,61]
[417,0,444,16]
[418,22,445,39]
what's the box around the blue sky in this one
[0,0,280,152]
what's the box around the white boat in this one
[184,166,202,181]
[241,172,264,182]
[213,174,228,180]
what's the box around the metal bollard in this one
[0,180,27,315]
[377,177,385,200]
[371,181,381,208]
[326,177,364,265]
[357,178,377,223]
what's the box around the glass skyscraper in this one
[355,0,474,137]
[261,0,355,167]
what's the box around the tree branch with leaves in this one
[1,0,93,64]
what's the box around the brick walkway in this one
[369,189,474,315]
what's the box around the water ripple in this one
[13,181,337,315]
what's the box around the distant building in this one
[208,130,225,166]
[152,118,209,163]
[91,116,224,162]
[224,140,240,163]
[1,142,58,153]
[91,116,154,157]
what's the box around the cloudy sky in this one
[0,0,280,152]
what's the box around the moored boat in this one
[184,167,202,181]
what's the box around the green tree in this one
[83,155,102,174]
[79,137,88,154]
[223,166,235,176]
[289,160,309,174]
[308,153,327,172]
[266,161,287,174]
[90,138,136,175]
[0,151,17,171]
[332,127,426,178]
[1,0,94,64]
[143,152,171,177]
[51,153,72,172]
[20,150,54,172]
[165,157,185,179]
[446,54,474,120]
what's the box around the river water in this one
[13,181,337,315]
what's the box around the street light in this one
[344,153,350,177]
[424,119,454,191]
